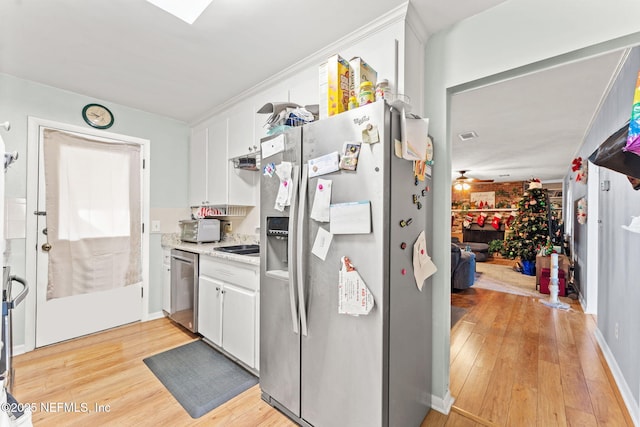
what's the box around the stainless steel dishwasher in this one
[169,249,198,333]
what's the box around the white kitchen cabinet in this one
[228,102,258,160]
[197,275,223,346]
[221,283,256,367]
[189,114,257,207]
[198,255,259,369]
[206,118,229,206]
[189,118,230,206]
[162,250,171,314]
[189,128,208,206]
[227,101,258,206]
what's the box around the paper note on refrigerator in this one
[274,162,293,212]
[400,117,430,161]
[338,256,374,316]
[261,134,285,159]
[308,152,340,178]
[412,230,437,291]
[361,124,380,144]
[311,227,333,261]
[310,179,332,222]
[330,201,371,234]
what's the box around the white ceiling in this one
[0,0,505,123]
[451,49,627,183]
[3,0,621,185]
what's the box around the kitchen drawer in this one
[200,255,258,291]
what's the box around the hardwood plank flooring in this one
[425,286,634,426]
[12,285,633,426]
[12,318,295,427]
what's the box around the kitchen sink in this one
[214,244,260,255]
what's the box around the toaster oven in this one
[179,219,221,243]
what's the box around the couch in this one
[452,235,490,262]
[451,243,476,290]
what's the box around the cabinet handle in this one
[215,287,220,291]
[248,146,253,152]
[221,290,226,294]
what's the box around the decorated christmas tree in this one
[500,180,550,274]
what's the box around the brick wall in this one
[451,181,527,240]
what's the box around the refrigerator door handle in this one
[287,165,300,334]
[297,164,309,336]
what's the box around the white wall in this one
[568,47,640,419]
[0,73,190,346]
[424,0,640,412]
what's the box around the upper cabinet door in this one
[189,127,208,207]
[206,118,229,206]
[227,102,256,160]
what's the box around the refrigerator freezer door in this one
[259,128,303,416]
[300,102,389,426]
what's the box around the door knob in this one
[42,243,52,252]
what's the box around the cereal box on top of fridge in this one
[319,54,350,118]
[349,57,377,99]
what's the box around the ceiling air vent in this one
[458,131,478,141]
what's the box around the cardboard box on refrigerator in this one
[319,54,350,119]
[349,57,377,98]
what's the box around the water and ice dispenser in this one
[265,216,289,277]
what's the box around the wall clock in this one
[82,103,114,129]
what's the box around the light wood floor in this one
[422,286,634,426]
[12,287,633,426]
[12,318,295,426]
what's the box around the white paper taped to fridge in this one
[413,230,437,291]
[274,162,293,211]
[397,117,429,161]
[311,227,333,261]
[261,134,285,159]
[338,256,374,316]
[310,179,332,222]
[330,201,371,234]
[308,152,339,178]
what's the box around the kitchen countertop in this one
[161,233,260,266]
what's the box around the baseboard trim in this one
[430,390,455,414]
[145,311,166,321]
[593,327,640,425]
[12,344,26,357]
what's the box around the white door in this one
[35,127,144,347]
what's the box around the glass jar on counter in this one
[358,81,375,106]
[375,79,389,101]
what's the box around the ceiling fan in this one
[454,170,494,183]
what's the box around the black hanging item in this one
[589,122,640,181]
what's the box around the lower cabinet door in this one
[198,276,223,346]
[222,283,256,368]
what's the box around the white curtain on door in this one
[43,129,142,300]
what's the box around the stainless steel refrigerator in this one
[260,101,433,427]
